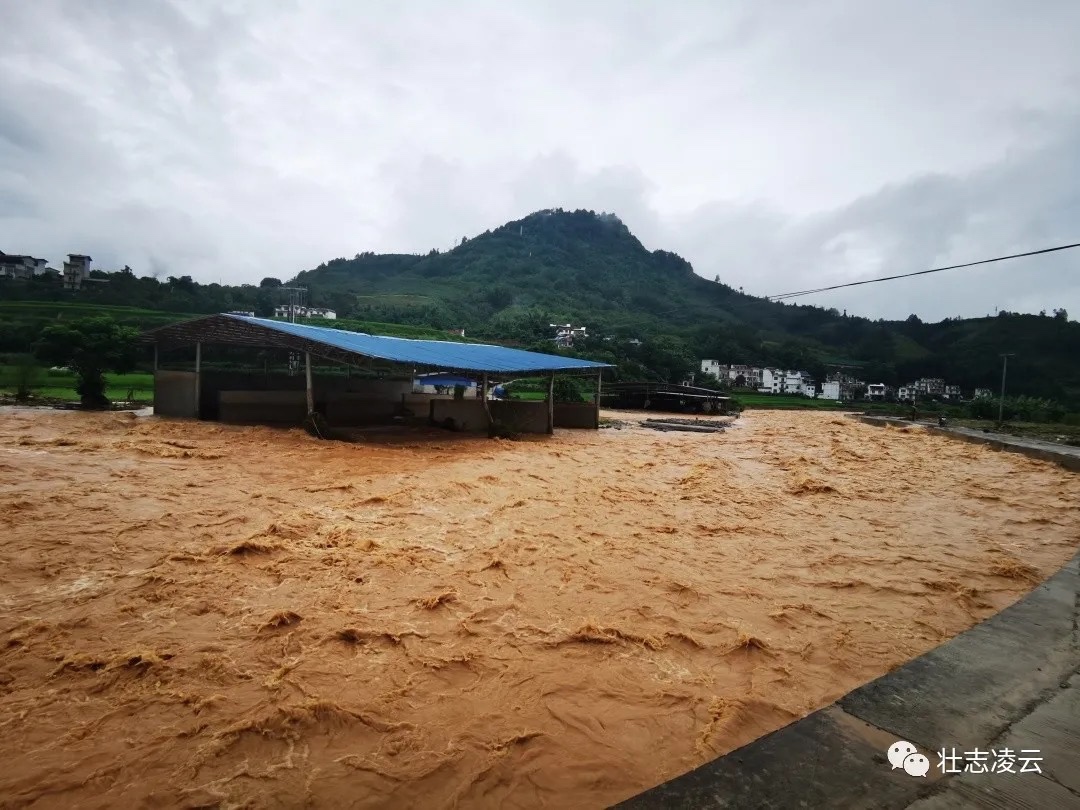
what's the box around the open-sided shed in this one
[141,314,611,433]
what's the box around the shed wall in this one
[554,402,599,429]
[153,371,198,418]
[429,400,550,433]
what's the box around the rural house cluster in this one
[700,361,987,403]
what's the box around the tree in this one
[1054,308,1068,321]
[552,377,585,402]
[34,317,139,408]
[260,277,282,288]
[12,354,40,401]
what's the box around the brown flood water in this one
[1,408,1078,808]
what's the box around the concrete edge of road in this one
[616,417,1080,809]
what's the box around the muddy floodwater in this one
[1,408,1078,808]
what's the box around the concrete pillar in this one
[594,370,602,429]
[305,352,314,415]
[194,341,201,419]
[547,372,555,435]
[481,372,494,434]
[153,343,158,372]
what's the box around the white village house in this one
[273,305,337,320]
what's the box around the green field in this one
[0,300,196,325]
[731,393,853,410]
[0,366,155,403]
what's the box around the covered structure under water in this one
[140,314,611,434]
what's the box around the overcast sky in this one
[2,1,1078,321]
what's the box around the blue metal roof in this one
[228,315,611,374]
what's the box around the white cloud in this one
[1,0,1078,320]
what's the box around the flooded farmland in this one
[1,408,1078,808]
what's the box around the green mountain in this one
[294,209,1080,406]
[1,208,1075,406]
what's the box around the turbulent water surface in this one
[1,408,1077,808]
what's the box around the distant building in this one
[913,377,945,396]
[550,323,587,348]
[867,383,887,400]
[63,254,92,290]
[897,385,914,403]
[273,305,337,320]
[822,372,867,401]
[447,328,466,338]
[974,388,993,399]
[699,361,763,388]
[944,384,962,400]
[0,251,48,280]
[759,368,783,394]
[700,359,723,378]
[759,368,813,395]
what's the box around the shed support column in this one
[594,370,602,429]
[481,373,494,436]
[153,343,158,372]
[546,372,555,435]
[305,352,314,415]
[194,342,202,419]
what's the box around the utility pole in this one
[279,286,307,323]
[997,353,1015,426]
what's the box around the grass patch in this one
[951,419,1080,446]
[0,365,154,402]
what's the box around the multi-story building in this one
[821,381,841,400]
[759,369,813,395]
[0,252,48,280]
[913,378,946,396]
[62,254,92,290]
[729,364,764,388]
[699,361,763,388]
[550,324,587,348]
[759,368,782,393]
[944,384,962,400]
[700,359,724,378]
[867,383,887,400]
[974,388,993,399]
[897,386,914,402]
[821,373,867,401]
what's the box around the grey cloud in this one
[1,1,1078,322]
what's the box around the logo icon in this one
[887,740,929,777]
[904,753,930,777]
[887,741,918,769]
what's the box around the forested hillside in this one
[294,209,1079,405]
[2,208,1077,405]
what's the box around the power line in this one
[766,241,1080,301]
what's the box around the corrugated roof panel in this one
[230,315,611,374]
